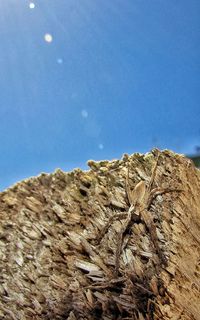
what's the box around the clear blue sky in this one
[0,0,199,191]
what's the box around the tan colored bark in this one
[0,149,199,319]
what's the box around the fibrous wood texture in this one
[0,149,200,319]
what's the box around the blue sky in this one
[0,0,199,190]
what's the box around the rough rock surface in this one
[0,149,200,319]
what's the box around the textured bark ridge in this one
[0,149,200,320]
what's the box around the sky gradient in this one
[0,0,199,190]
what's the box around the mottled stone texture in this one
[0,150,200,319]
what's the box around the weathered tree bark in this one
[0,149,199,319]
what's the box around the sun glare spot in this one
[29,2,35,9]
[98,143,104,150]
[81,110,88,118]
[44,34,53,43]
[57,58,63,64]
